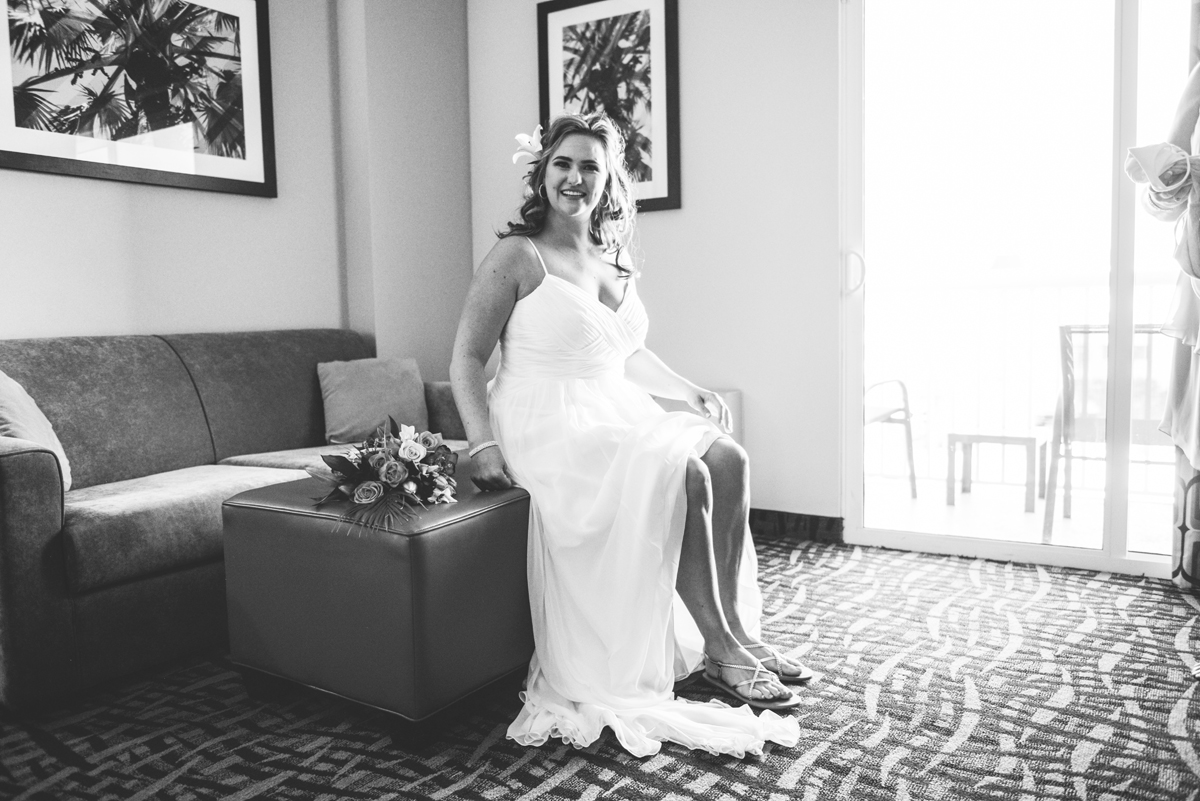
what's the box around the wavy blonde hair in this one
[500,113,637,257]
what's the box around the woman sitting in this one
[449,113,809,757]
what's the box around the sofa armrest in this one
[424,382,467,441]
[0,436,77,711]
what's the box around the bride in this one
[449,113,808,757]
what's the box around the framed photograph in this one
[538,0,679,212]
[1,0,276,196]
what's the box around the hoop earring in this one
[539,184,548,199]
[600,190,611,209]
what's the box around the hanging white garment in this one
[487,239,799,758]
[1126,121,1200,468]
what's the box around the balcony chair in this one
[865,379,917,499]
[1042,324,1174,540]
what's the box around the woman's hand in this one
[686,387,732,434]
[471,446,514,491]
[623,350,733,434]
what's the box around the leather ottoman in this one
[222,468,532,722]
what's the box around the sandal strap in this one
[746,642,783,667]
[705,656,779,694]
[748,642,805,675]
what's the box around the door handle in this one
[844,251,866,294]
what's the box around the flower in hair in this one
[512,125,543,164]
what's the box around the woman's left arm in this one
[624,348,732,433]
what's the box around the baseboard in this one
[749,509,844,544]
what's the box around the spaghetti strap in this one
[525,237,549,276]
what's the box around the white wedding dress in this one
[487,239,799,758]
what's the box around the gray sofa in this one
[0,329,466,711]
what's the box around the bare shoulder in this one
[477,236,543,299]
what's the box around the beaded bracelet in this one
[468,440,499,458]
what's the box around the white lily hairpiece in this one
[512,125,543,164]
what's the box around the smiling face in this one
[542,133,609,221]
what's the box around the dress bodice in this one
[491,249,648,393]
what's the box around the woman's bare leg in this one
[703,438,810,680]
[700,439,752,639]
[675,454,790,701]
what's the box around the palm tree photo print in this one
[562,9,652,182]
[8,0,246,158]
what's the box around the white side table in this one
[946,433,1041,513]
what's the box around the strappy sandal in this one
[746,643,814,684]
[702,654,801,710]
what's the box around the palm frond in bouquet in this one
[307,417,458,533]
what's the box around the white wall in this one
[467,0,842,516]
[357,0,474,381]
[1,0,345,338]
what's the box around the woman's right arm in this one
[450,237,531,490]
[1168,62,1200,151]
[1139,63,1200,222]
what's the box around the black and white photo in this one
[0,0,274,195]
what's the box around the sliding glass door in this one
[841,0,1191,575]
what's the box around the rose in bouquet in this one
[307,418,458,531]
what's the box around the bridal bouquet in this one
[308,418,458,531]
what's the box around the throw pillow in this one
[0,369,73,490]
[318,357,429,444]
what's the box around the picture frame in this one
[538,0,679,212]
[1,0,276,197]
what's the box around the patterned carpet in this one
[2,540,1199,800]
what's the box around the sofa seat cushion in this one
[220,442,470,471]
[63,465,305,594]
[220,446,357,471]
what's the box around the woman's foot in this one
[701,649,800,710]
[743,642,814,684]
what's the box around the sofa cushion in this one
[161,330,371,461]
[0,369,72,490]
[0,336,214,490]
[318,357,429,444]
[220,442,469,471]
[62,465,305,594]
[220,445,357,470]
